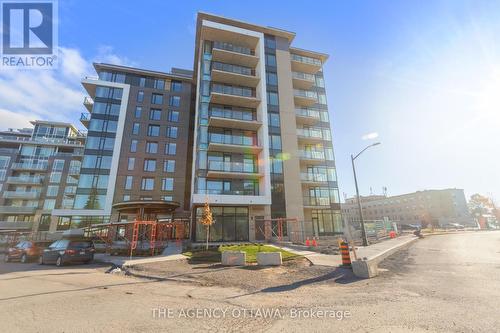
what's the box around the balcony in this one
[292,71,315,89]
[6,176,44,185]
[297,128,331,144]
[303,196,333,208]
[295,108,329,125]
[11,162,48,171]
[0,221,34,230]
[0,135,84,147]
[208,134,262,154]
[83,96,94,112]
[210,84,260,108]
[207,161,262,179]
[290,53,322,73]
[80,113,91,128]
[197,189,259,196]
[208,108,261,131]
[211,62,259,87]
[211,41,259,68]
[298,150,327,165]
[294,89,317,107]
[3,191,41,199]
[0,206,37,214]
[300,173,329,185]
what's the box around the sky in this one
[1,0,499,203]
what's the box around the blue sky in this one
[1,0,499,202]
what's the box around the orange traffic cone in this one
[312,238,317,247]
[305,237,310,246]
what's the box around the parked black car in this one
[39,239,95,267]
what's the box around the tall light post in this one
[351,142,381,246]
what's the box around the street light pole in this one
[351,142,381,247]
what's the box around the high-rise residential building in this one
[341,189,474,227]
[190,13,341,242]
[0,13,342,241]
[0,121,85,232]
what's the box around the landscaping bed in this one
[182,244,300,263]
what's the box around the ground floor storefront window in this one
[312,209,343,236]
[195,206,248,242]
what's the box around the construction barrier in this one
[340,241,351,267]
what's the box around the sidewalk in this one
[94,253,187,267]
[276,234,417,268]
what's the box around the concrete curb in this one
[352,236,418,279]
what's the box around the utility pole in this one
[351,142,381,246]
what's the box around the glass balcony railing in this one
[298,150,326,160]
[208,133,258,146]
[212,62,255,76]
[212,83,256,98]
[11,162,48,170]
[198,189,259,196]
[294,89,318,100]
[292,71,315,81]
[291,53,322,66]
[6,176,44,184]
[295,108,329,122]
[210,107,257,121]
[297,128,331,140]
[300,173,328,182]
[303,196,332,206]
[0,206,37,214]
[213,41,254,56]
[3,191,41,199]
[83,96,94,106]
[208,161,258,173]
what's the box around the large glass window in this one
[266,72,278,85]
[125,176,133,190]
[130,140,138,152]
[161,178,173,191]
[267,92,279,106]
[149,109,162,120]
[165,143,176,155]
[127,157,135,171]
[134,106,142,118]
[169,96,181,107]
[166,126,178,138]
[132,123,140,135]
[195,206,248,242]
[265,54,277,66]
[141,178,155,191]
[146,141,158,154]
[137,91,144,102]
[46,185,59,197]
[168,110,179,122]
[163,160,175,172]
[151,94,163,105]
[143,159,156,172]
[147,125,160,137]
[171,81,182,92]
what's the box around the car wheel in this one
[20,254,27,263]
[55,256,64,267]
[38,256,44,265]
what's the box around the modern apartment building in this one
[1,13,342,241]
[0,121,85,232]
[190,13,341,242]
[341,189,474,227]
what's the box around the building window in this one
[127,157,135,171]
[134,106,142,118]
[147,125,160,137]
[137,90,144,102]
[267,92,279,106]
[146,141,158,154]
[268,113,280,127]
[125,176,133,190]
[130,139,138,152]
[269,135,282,149]
[143,159,156,172]
[169,96,181,107]
[123,194,131,201]
[139,77,146,87]
[52,159,64,171]
[164,160,175,172]
[171,81,182,92]
[132,123,140,135]
[318,93,327,105]
[154,79,165,90]
[162,178,174,191]
[161,195,173,202]
[265,37,276,49]
[168,110,179,122]
[149,108,162,120]
[151,93,163,105]
[265,54,277,66]
[266,72,278,85]
[46,185,59,197]
[43,199,56,210]
[38,215,51,231]
[166,126,178,138]
[141,178,155,191]
[165,143,176,155]
[49,172,62,183]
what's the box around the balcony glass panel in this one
[291,53,322,66]
[210,106,256,121]
[294,89,318,99]
[212,83,255,98]
[208,161,257,173]
[213,41,254,55]
[209,134,257,146]
[212,62,254,76]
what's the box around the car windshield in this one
[70,241,92,249]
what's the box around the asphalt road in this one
[0,231,499,332]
